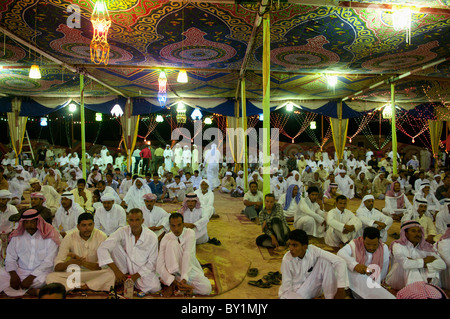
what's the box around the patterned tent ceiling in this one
[0,0,449,115]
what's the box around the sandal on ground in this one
[247,268,259,277]
[208,237,221,246]
[248,279,272,288]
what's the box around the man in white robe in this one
[179,193,210,245]
[46,212,115,292]
[163,145,173,171]
[182,145,192,169]
[325,195,362,248]
[97,208,161,294]
[52,192,85,237]
[337,227,395,299]
[194,179,216,219]
[29,178,60,215]
[0,209,60,297]
[165,175,186,203]
[157,213,212,296]
[191,145,199,171]
[295,186,326,238]
[335,169,355,200]
[141,193,170,240]
[278,184,301,222]
[436,227,450,290]
[279,229,348,299]
[94,193,127,236]
[121,178,152,211]
[385,220,446,290]
[435,198,450,235]
[97,180,122,205]
[173,144,183,168]
[356,195,393,243]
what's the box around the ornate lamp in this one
[90,0,111,65]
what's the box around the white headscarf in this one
[123,178,152,210]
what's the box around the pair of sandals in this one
[248,270,282,288]
[208,237,221,246]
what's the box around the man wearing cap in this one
[335,169,355,200]
[52,192,85,237]
[29,178,60,215]
[356,195,393,243]
[220,171,236,194]
[337,227,394,299]
[402,198,437,244]
[179,193,210,245]
[94,193,126,236]
[0,209,60,297]
[385,220,446,290]
[157,213,212,297]
[46,213,115,293]
[141,193,170,241]
[97,208,162,295]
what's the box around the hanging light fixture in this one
[40,117,48,127]
[29,64,41,79]
[90,0,111,65]
[156,114,164,123]
[158,70,168,106]
[95,113,103,121]
[177,4,188,83]
[259,113,264,121]
[204,117,212,125]
[392,6,412,44]
[286,103,294,112]
[191,108,202,120]
[176,101,187,123]
[310,121,317,130]
[110,104,123,117]
[326,75,338,87]
[382,104,393,119]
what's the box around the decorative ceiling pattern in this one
[0,0,448,108]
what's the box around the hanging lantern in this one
[259,113,264,121]
[40,117,48,127]
[177,70,188,83]
[156,115,164,123]
[286,103,293,112]
[204,117,212,125]
[382,104,393,119]
[191,108,202,120]
[310,121,317,130]
[326,75,338,87]
[176,101,187,124]
[158,71,168,106]
[95,113,103,121]
[90,0,111,65]
[29,64,41,79]
[68,103,77,113]
[110,104,123,117]
[392,7,412,44]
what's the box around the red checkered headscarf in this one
[9,209,60,245]
[397,281,448,299]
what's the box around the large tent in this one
[0,0,449,186]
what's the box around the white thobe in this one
[356,207,393,242]
[156,228,211,295]
[295,198,326,238]
[435,210,450,235]
[436,238,450,290]
[279,245,348,299]
[97,225,161,293]
[94,204,127,236]
[183,207,209,244]
[337,241,395,299]
[382,193,412,216]
[0,204,19,234]
[100,186,122,204]
[0,231,58,296]
[142,205,170,237]
[52,204,85,233]
[164,149,173,170]
[335,175,355,199]
[325,208,362,247]
[385,241,446,290]
[46,228,115,292]
[278,193,300,219]
[194,189,215,218]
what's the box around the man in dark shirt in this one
[435,174,450,204]
[149,173,164,201]
[140,146,152,175]
[367,155,379,173]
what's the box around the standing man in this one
[140,145,152,176]
[132,147,141,175]
[154,144,165,173]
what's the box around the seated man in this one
[52,192,85,238]
[256,193,290,250]
[396,281,449,299]
[220,171,236,194]
[141,193,170,241]
[121,178,152,211]
[402,198,437,244]
[322,183,340,212]
[243,181,264,224]
[232,170,246,198]
[46,213,115,293]
[382,181,413,221]
[278,184,301,223]
[356,195,393,243]
[148,173,164,201]
[335,170,355,200]
[97,208,161,295]
[97,180,122,205]
[156,213,212,297]
[0,209,60,297]
[71,178,94,214]
[194,179,216,219]
[436,225,450,290]
[182,171,194,194]
[164,175,186,204]
[385,220,446,290]
[435,198,450,235]
[29,178,60,215]
[178,193,210,245]
[372,172,390,200]
[94,193,127,236]
[325,195,362,248]
[354,171,372,199]
[295,186,326,239]
[337,227,395,299]
[278,229,349,299]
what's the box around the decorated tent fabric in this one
[0,1,447,117]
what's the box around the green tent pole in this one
[241,78,248,193]
[391,82,398,175]
[80,74,87,180]
[262,12,271,196]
